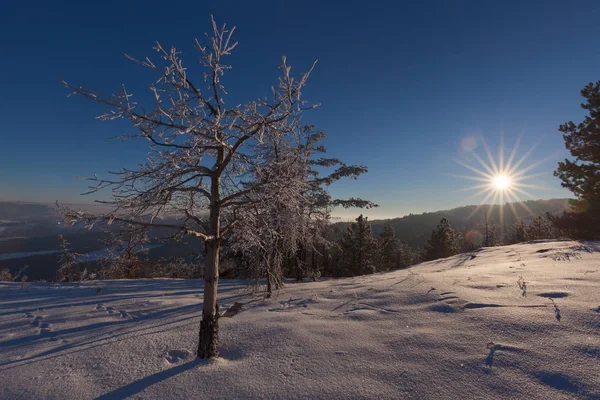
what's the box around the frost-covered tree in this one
[61,17,323,358]
[553,80,600,238]
[0,269,13,282]
[230,130,309,296]
[423,217,461,261]
[396,242,421,268]
[230,127,374,295]
[100,225,149,279]
[57,235,80,282]
[481,211,499,247]
[512,218,527,243]
[526,215,556,240]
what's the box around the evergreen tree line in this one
[51,210,568,285]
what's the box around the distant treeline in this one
[335,198,571,248]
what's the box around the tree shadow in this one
[579,241,600,253]
[0,302,202,368]
[94,359,204,400]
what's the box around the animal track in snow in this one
[463,303,547,310]
[428,291,467,312]
[268,298,315,312]
[343,302,403,314]
[27,315,56,338]
[484,342,523,369]
[94,303,134,319]
[31,315,46,327]
[163,349,192,364]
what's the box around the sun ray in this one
[453,158,494,180]
[455,183,493,193]
[504,134,522,173]
[471,152,498,177]
[506,137,543,177]
[513,182,549,190]
[467,189,497,219]
[499,190,505,237]
[481,136,500,175]
[487,192,499,220]
[510,152,560,180]
[444,173,491,183]
[505,193,520,221]
[505,189,536,217]
[499,134,504,174]
[512,171,547,182]
[511,185,538,200]
[462,186,497,203]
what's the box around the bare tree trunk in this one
[265,253,273,298]
[266,272,273,298]
[197,176,221,359]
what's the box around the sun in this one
[492,174,511,190]
[451,135,550,232]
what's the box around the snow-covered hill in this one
[1,240,599,399]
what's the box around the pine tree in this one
[57,235,80,282]
[512,218,527,243]
[526,216,555,240]
[482,211,499,247]
[377,223,399,271]
[340,215,378,276]
[554,80,600,238]
[396,242,421,268]
[423,217,461,261]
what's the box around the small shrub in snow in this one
[517,276,527,297]
[0,269,12,282]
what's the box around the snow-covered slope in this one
[1,240,599,399]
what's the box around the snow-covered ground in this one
[1,240,599,399]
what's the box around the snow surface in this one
[0,240,599,399]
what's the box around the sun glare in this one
[493,174,511,190]
[452,136,550,233]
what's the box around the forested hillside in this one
[338,199,571,248]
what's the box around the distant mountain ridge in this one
[336,198,572,248]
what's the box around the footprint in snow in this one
[32,318,56,339]
[163,349,192,364]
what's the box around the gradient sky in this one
[1,0,599,219]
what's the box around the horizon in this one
[0,196,573,222]
[2,0,597,218]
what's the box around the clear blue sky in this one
[1,0,598,219]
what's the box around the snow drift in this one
[0,240,599,399]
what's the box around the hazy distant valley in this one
[0,199,571,280]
